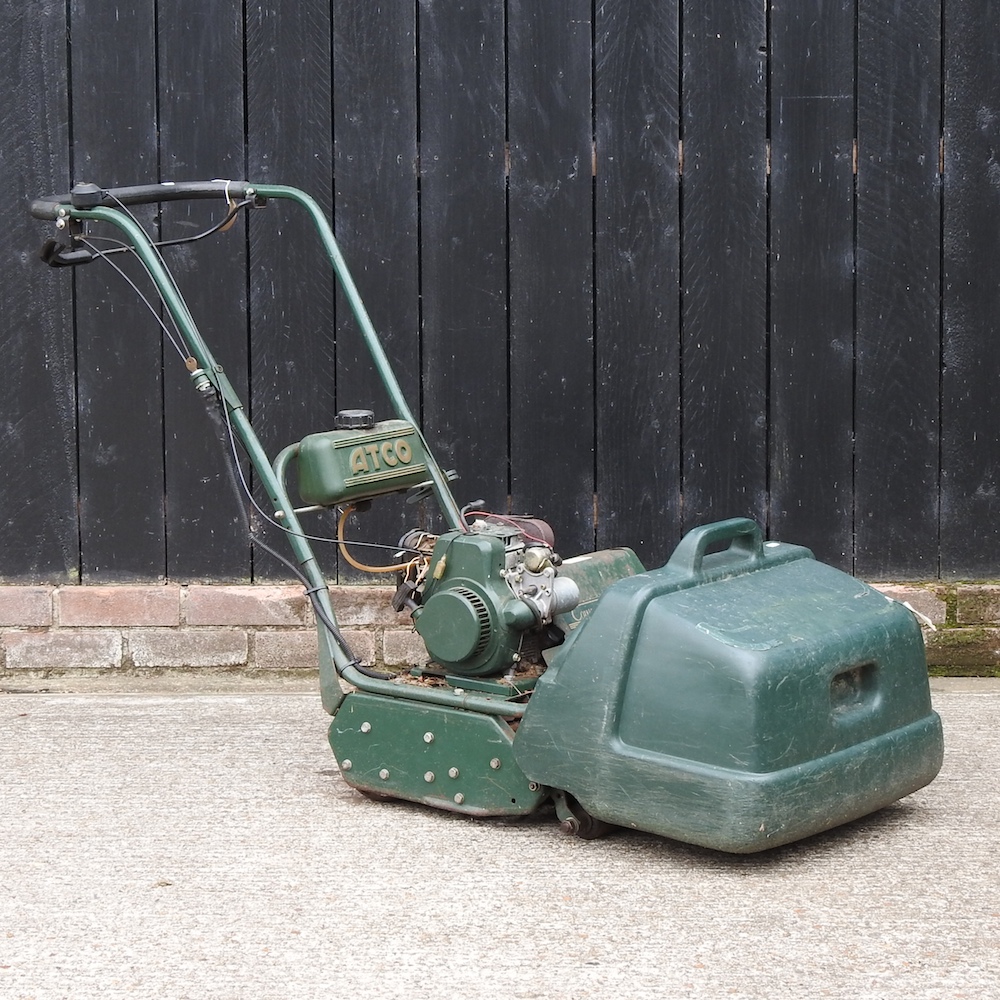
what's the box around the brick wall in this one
[0,582,998,679]
[0,584,425,677]
[861,584,1000,676]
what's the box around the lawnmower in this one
[31,181,944,852]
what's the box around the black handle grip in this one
[30,180,254,220]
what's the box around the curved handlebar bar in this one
[31,180,254,221]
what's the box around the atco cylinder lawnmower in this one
[31,181,944,852]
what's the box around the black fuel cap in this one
[333,409,376,430]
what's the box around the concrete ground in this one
[0,678,997,1000]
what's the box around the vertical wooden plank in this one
[246,0,335,581]
[71,0,164,581]
[419,0,508,519]
[681,1,768,531]
[595,0,681,568]
[0,2,77,582]
[769,0,855,569]
[158,0,250,581]
[333,2,421,578]
[942,0,1000,577]
[508,0,595,558]
[856,0,941,579]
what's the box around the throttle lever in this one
[39,238,97,268]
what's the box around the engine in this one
[289,407,637,678]
[403,518,581,678]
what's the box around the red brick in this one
[2,630,122,670]
[184,585,309,626]
[58,585,180,627]
[0,587,53,627]
[129,629,247,669]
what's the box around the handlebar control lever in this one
[38,237,97,268]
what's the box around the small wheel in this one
[573,809,612,841]
[555,792,612,840]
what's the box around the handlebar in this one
[30,180,255,220]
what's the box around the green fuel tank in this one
[296,411,431,507]
[512,518,944,853]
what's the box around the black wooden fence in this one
[1,1,998,584]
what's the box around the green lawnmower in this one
[31,181,943,852]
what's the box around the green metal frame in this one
[55,185,526,722]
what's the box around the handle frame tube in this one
[48,189,516,719]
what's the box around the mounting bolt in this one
[489,758,502,770]
[55,218,67,230]
[453,688,465,696]
[341,759,352,772]
[448,767,460,779]
[454,793,465,805]
[360,722,372,734]
[528,781,541,792]
[378,768,390,780]
[423,732,435,744]
[424,771,435,783]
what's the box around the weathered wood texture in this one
[681,1,769,536]
[419,0,509,525]
[595,0,681,567]
[942,0,1000,578]
[3,3,995,583]
[856,0,941,578]
[332,1,420,580]
[159,0,249,581]
[770,0,856,568]
[507,0,596,558]
[71,0,164,581]
[0,3,77,581]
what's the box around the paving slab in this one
[0,681,997,999]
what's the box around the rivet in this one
[489,757,502,770]
[454,793,465,805]
[448,767,460,779]
[423,732,435,743]
[379,768,390,780]
[341,759,352,771]
[424,771,435,783]
[360,722,372,733]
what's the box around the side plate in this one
[329,692,548,817]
